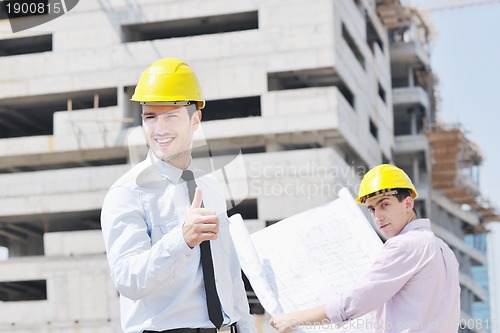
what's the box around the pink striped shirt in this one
[325,219,460,332]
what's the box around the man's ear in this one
[404,196,414,212]
[191,110,202,128]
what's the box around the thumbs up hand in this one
[182,187,220,248]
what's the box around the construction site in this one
[0,0,499,332]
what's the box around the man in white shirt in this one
[101,57,256,333]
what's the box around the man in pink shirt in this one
[270,164,460,333]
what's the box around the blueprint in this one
[229,188,383,332]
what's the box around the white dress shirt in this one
[101,151,256,333]
[325,219,461,332]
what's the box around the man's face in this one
[142,105,201,169]
[366,195,414,238]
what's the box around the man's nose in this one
[155,114,171,131]
[374,210,384,222]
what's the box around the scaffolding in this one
[376,0,437,40]
[427,125,500,226]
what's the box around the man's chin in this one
[155,151,185,164]
[151,149,172,161]
[380,230,392,239]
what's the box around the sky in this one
[406,0,500,213]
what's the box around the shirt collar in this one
[134,150,191,187]
[135,150,214,188]
[398,218,431,236]
[147,151,186,183]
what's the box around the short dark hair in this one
[393,188,412,202]
[392,188,418,218]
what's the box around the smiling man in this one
[270,164,461,333]
[101,58,256,333]
[141,104,199,170]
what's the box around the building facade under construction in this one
[0,0,498,332]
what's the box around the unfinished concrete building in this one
[0,0,497,332]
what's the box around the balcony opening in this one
[0,280,47,302]
[0,222,44,256]
[369,117,378,140]
[393,106,425,136]
[342,23,365,70]
[391,64,429,90]
[414,200,427,218]
[283,143,322,151]
[227,198,258,220]
[0,210,102,257]
[0,34,52,57]
[202,96,261,121]
[0,87,118,139]
[122,11,258,42]
[266,220,280,227]
[241,146,266,154]
[268,68,355,108]
[378,82,386,103]
[124,86,142,126]
[366,16,384,53]
[0,152,128,174]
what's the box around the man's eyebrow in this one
[367,197,389,210]
[142,109,184,117]
[167,109,183,114]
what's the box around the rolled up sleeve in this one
[325,241,416,323]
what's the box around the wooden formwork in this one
[427,128,500,225]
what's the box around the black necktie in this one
[181,170,224,329]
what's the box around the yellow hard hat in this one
[356,164,418,204]
[131,57,205,109]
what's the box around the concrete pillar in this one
[7,240,23,257]
[408,108,418,135]
[266,142,282,152]
[122,86,141,127]
[408,66,415,87]
[6,235,43,257]
[413,157,420,186]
